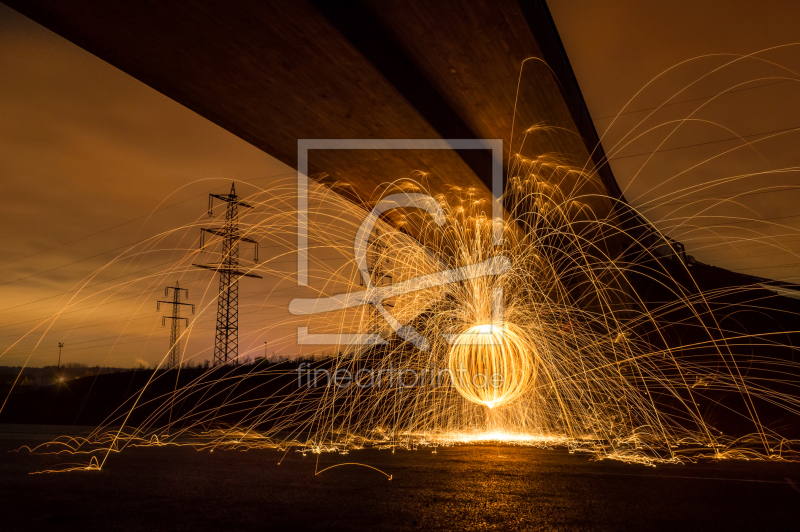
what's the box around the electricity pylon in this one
[157,281,194,369]
[193,183,261,366]
[363,229,393,337]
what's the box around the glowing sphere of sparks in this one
[448,323,535,409]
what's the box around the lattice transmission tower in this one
[193,183,261,366]
[157,281,194,370]
[363,229,393,337]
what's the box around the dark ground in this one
[1,425,799,531]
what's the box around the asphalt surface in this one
[1,425,799,531]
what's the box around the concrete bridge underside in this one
[4,0,621,217]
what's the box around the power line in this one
[0,207,346,290]
[156,281,194,369]
[0,174,296,269]
[193,183,261,366]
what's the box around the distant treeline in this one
[0,364,134,386]
[0,358,327,427]
[0,354,324,389]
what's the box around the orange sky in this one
[2,1,800,367]
[0,4,299,368]
[549,0,800,280]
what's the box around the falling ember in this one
[13,127,800,471]
[448,323,535,409]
